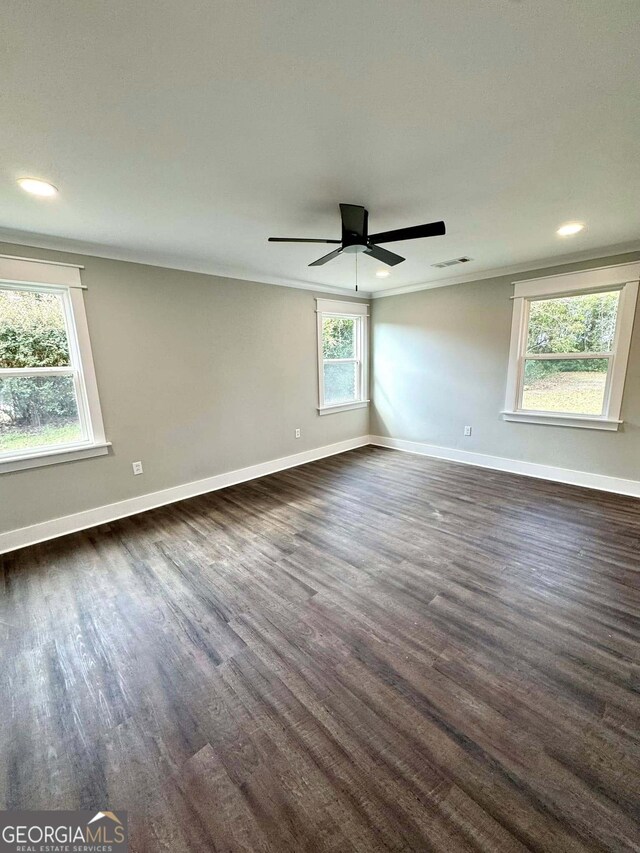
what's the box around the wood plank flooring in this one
[1,446,639,851]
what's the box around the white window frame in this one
[0,255,109,473]
[503,261,639,431]
[316,298,369,415]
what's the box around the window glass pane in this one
[526,291,619,355]
[0,376,83,453]
[323,316,356,359]
[0,288,70,368]
[521,358,609,415]
[323,362,357,405]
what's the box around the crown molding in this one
[0,228,371,299]
[371,241,640,298]
[1,227,638,302]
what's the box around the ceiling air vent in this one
[431,256,473,269]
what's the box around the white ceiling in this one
[1,0,639,296]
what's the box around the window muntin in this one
[518,290,620,417]
[0,283,93,458]
[316,300,369,412]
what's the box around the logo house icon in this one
[88,812,122,826]
[85,810,127,848]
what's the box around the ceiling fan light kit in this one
[268,203,446,269]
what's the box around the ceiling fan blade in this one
[369,220,446,244]
[339,204,367,238]
[268,237,341,243]
[308,247,344,266]
[364,245,405,266]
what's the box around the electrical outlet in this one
[464,426,472,436]
[295,428,301,439]
[132,461,144,475]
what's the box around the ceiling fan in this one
[268,203,446,267]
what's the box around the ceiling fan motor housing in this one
[341,206,369,251]
[268,203,445,267]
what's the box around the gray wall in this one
[0,242,368,534]
[4,242,639,539]
[371,252,640,481]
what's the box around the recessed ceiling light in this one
[17,178,58,197]
[557,222,584,237]
[375,269,390,278]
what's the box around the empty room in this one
[1,1,639,851]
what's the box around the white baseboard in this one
[0,435,370,555]
[4,433,639,554]
[369,435,640,498]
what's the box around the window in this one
[0,255,108,472]
[504,262,639,430]
[316,299,369,414]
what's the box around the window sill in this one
[0,441,111,473]
[502,411,621,431]
[318,400,370,416]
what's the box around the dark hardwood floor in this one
[1,446,639,851]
